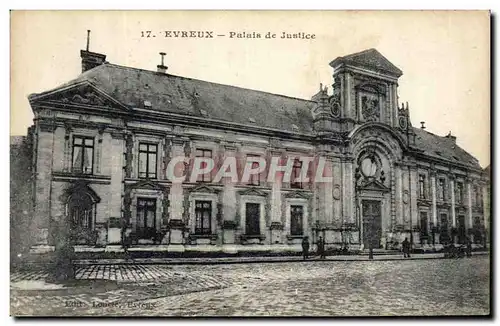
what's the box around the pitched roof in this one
[329,48,403,77]
[412,127,481,169]
[30,54,480,170]
[41,63,315,134]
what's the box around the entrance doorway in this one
[457,214,466,244]
[136,198,157,240]
[362,200,382,249]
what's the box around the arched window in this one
[67,192,95,231]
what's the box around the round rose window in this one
[361,156,378,177]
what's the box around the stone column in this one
[345,73,353,118]
[320,155,334,244]
[467,181,473,229]
[221,142,238,251]
[95,128,104,174]
[63,125,72,172]
[482,183,489,243]
[341,156,357,245]
[107,131,125,245]
[33,122,56,246]
[392,84,398,128]
[450,177,456,228]
[332,157,342,228]
[395,164,404,226]
[409,164,419,246]
[167,137,188,252]
[269,150,284,225]
[430,172,437,226]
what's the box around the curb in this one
[70,251,490,266]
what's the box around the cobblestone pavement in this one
[11,256,490,317]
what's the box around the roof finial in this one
[86,30,91,51]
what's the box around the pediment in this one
[188,184,221,194]
[29,81,129,112]
[358,178,390,193]
[285,191,312,199]
[60,180,101,203]
[238,188,268,197]
[127,180,166,191]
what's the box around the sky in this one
[10,10,490,167]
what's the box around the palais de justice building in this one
[24,47,489,253]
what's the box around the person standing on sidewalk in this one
[402,237,411,258]
[466,236,473,258]
[302,236,310,260]
[317,236,326,259]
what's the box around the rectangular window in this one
[136,198,157,239]
[456,182,464,204]
[195,200,212,235]
[419,211,428,236]
[138,143,157,179]
[291,159,303,189]
[195,149,212,182]
[418,174,426,199]
[438,178,446,201]
[290,205,304,236]
[245,203,260,236]
[72,136,94,174]
[247,154,261,186]
[440,213,448,232]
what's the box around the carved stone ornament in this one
[361,96,380,122]
[329,94,341,118]
[333,185,341,200]
[398,116,408,130]
[59,85,114,108]
[403,190,410,204]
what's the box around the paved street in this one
[11,255,490,317]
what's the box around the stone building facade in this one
[24,47,489,253]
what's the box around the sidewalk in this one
[73,251,489,266]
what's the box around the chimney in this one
[80,30,107,73]
[420,121,426,130]
[445,131,457,143]
[157,52,168,74]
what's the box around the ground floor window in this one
[419,212,429,237]
[457,214,466,244]
[137,198,157,239]
[68,192,96,244]
[195,200,212,235]
[245,203,260,235]
[68,193,94,231]
[290,205,304,236]
[439,213,450,243]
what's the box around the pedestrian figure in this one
[402,237,411,258]
[122,228,132,260]
[317,236,326,259]
[302,236,310,260]
[466,237,472,258]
